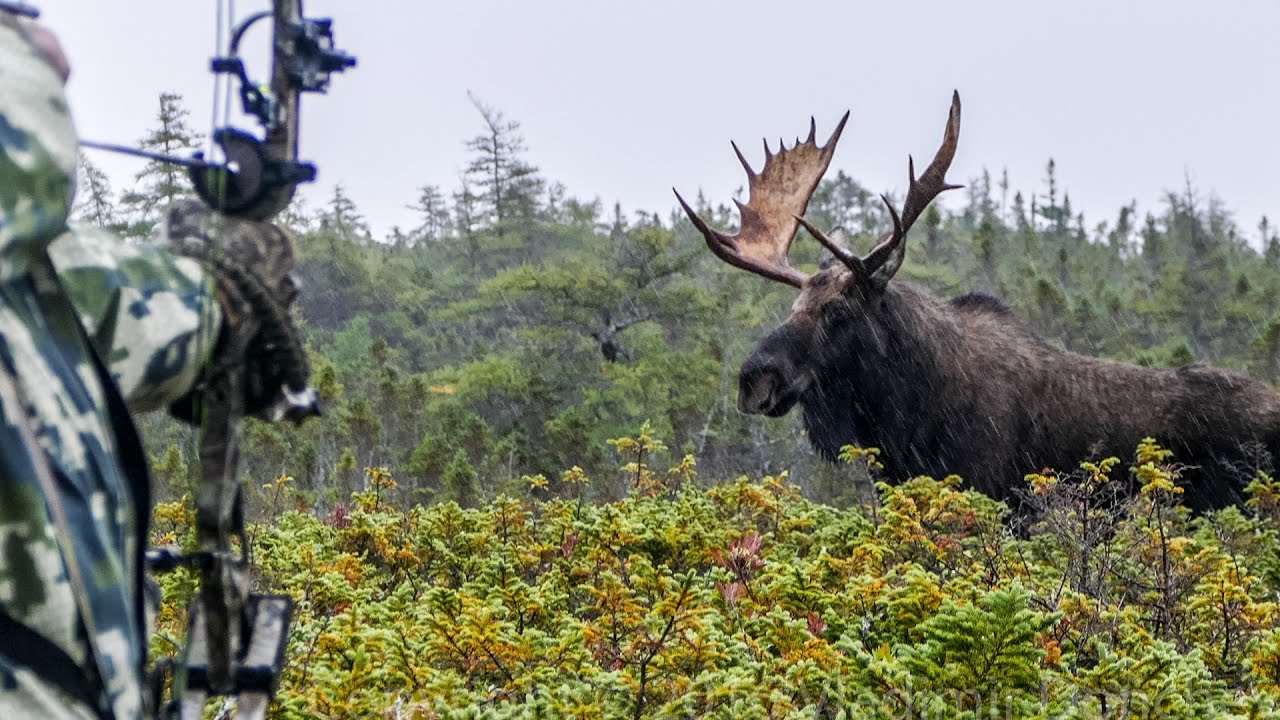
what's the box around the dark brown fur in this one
[740,267,1280,512]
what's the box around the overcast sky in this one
[43,1,1280,244]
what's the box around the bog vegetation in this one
[85,94,1280,717]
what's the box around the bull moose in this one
[675,91,1280,512]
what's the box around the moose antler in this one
[798,92,962,287]
[675,113,849,288]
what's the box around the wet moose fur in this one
[743,278,1280,513]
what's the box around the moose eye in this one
[819,299,854,321]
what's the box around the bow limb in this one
[193,365,247,695]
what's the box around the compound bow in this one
[136,3,355,719]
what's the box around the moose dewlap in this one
[675,92,1280,513]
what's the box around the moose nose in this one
[738,366,779,414]
[742,358,788,415]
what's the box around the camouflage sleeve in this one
[0,14,151,720]
[48,226,222,413]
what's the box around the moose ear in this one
[816,227,853,269]
[867,238,906,290]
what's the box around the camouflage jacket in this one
[0,16,219,720]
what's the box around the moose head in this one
[676,93,961,423]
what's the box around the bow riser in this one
[190,0,354,220]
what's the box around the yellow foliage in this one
[1135,461,1183,495]
[365,466,397,491]
[150,436,1280,717]
[152,497,192,530]
[327,553,365,584]
[839,444,885,472]
[1135,436,1175,465]
[1027,469,1058,495]
[562,465,590,486]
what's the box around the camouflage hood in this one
[0,17,77,269]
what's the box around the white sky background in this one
[43,1,1280,244]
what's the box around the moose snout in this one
[738,367,778,414]
[738,360,802,417]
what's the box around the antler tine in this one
[795,215,867,276]
[731,141,756,179]
[881,194,903,242]
[676,110,850,289]
[864,91,963,278]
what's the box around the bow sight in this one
[191,8,356,219]
[80,3,356,221]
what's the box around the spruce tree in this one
[72,152,122,232]
[442,448,480,507]
[117,92,204,238]
[409,183,451,245]
[463,93,545,238]
[318,184,371,244]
